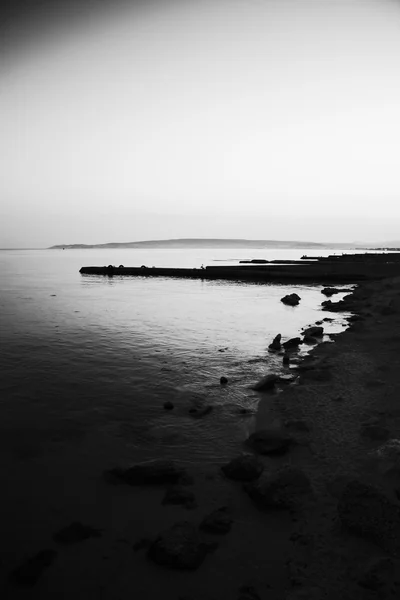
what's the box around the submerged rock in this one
[221,454,264,482]
[337,480,400,554]
[245,429,293,455]
[104,459,189,486]
[147,521,218,569]
[244,465,312,510]
[199,507,233,534]
[281,293,301,306]
[53,522,101,544]
[252,373,279,391]
[10,549,57,586]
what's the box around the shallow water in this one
[0,247,354,465]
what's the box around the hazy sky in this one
[2,0,400,247]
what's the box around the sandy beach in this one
[3,277,400,599]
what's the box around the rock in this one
[278,373,297,383]
[302,326,324,338]
[104,459,189,486]
[163,401,174,410]
[10,549,57,586]
[220,376,228,385]
[360,423,390,442]
[268,334,282,351]
[199,507,233,534]
[252,373,279,391]
[282,338,302,350]
[245,429,293,455]
[53,522,101,544]
[337,480,400,554]
[237,584,262,600]
[281,293,301,306]
[321,287,340,296]
[357,556,395,591]
[147,521,218,569]
[321,299,353,312]
[221,454,264,482]
[189,405,213,418]
[283,354,290,365]
[303,335,318,345]
[162,486,197,509]
[284,419,310,432]
[244,465,312,510]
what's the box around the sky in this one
[1,0,400,247]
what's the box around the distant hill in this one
[49,238,349,250]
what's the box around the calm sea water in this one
[0,247,355,466]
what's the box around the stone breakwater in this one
[6,277,400,599]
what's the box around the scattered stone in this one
[200,507,233,534]
[220,376,228,385]
[282,338,302,350]
[10,549,57,586]
[252,373,279,391]
[315,320,323,325]
[244,465,312,510]
[53,522,101,544]
[163,401,174,410]
[337,480,400,554]
[283,354,290,365]
[221,454,264,482]
[104,459,189,486]
[281,293,301,306]
[302,326,324,338]
[147,521,218,569]
[245,429,293,455]
[133,537,152,552]
[189,405,213,418]
[360,423,390,442]
[268,334,282,351]
[357,556,395,591]
[162,486,197,509]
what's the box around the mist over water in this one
[0,247,353,465]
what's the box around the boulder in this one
[104,459,189,486]
[220,376,228,385]
[302,326,324,338]
[268,334,282,351]
[282,337,302,350]
[244,465,312,510]
[337,480,400,554]
[147,521,217,569]
[357,556,395,591]
[245,429,293,455]
[199,507,233,534]
[252,373,279,391]
[163,401,174,410]
[281,293,301,306]
[53,522,101,544]
[162,486,197,509]
[221,454,264,482]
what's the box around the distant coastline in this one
[49,238,351,250]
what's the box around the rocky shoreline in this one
[5,278,400,599]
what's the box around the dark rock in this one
[337,480,400,554]
[252,373,279,391]
[281,293,301,306]
[133,537,152,552]
[10,549,57,586]
[323,317,334,322]
[53,522,101,544]
[360,424,390,442]
[162,486,197,509]
[147,521,218,569]
[358,556,395,591]
[282,338,302,350]
[283,354,290,365]
[245,429,293,455]
[199,507,233,534]
[221,454,264,482]
[303,335,318,345]
[189,405,213,418]
[163,401,174,410]
[104,459,188,486]
[321,287,340,296]
[268,334,282,351]
[244,465,312,510]
[278,373,297,383]
[321,299,353,312]
[302,326,324,338]
[220,376,228,385]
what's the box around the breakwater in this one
[79,253,400,282]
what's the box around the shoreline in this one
[3,278,400,598]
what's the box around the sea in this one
[0,247,357,468]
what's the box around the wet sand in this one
[3,277,400,599]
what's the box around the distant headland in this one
[49,238,349,250]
